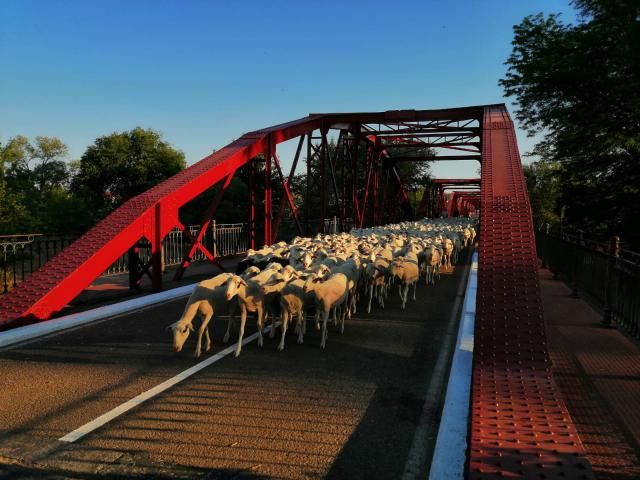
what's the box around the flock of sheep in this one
[168,219,478,358]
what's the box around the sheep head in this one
[225,275,247,301]
[167,321,194,353]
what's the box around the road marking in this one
[402,255,472,480]
[0,284,197,350]
[428,252,477,480]
[59,324,276,443]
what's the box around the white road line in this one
[428,252,477,480]
[59,324,276,443]
[0,284,196,350]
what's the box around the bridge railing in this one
[1,216,359,294]
[0,223,249,293]
[536,229,640,339]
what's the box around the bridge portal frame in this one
[0,104,594,479]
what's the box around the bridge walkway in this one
[541,267,640,480]
[0,257,470,480]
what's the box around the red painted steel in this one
[469,106,593,479]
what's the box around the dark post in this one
[602,235,620,328]
[541,223,549,269]
[128,246,141,290]
[570,229,583,298]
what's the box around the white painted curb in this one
[428,252,477,480]
[0,284,196,349]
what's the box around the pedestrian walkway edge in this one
[428,251,477,480]
[0,284,197,349]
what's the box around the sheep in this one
[273,276,316,350]
[423,245,442,285]
[365,255,389,313]
[167,273,237,358]
[442,238,454,271]
[303,272,350,348]
[390,253,420,309]
[223,274,267,357]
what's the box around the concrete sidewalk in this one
[541,267,640,479]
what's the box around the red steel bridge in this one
[0,104,594,478]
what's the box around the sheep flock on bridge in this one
[168,219,477,358]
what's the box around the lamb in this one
[167,273,237,358]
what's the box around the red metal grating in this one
[468,106,594,479]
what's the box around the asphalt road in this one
[0,259,469,480]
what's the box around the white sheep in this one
[167,273,236,358]
[303,272,350,348]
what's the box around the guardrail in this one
[536,230,640,339]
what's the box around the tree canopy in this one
[1,129,186,235]
[71,128,186,223]
[501,0,640,246]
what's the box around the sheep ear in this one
[312,277,322,283]
[240,279,248,287]
[187,323,194,332]
[166,324,174,331]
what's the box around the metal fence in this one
[536,230,640,339]
[0,223,249,294]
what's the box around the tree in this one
[500,1,640,246]
[72,128,186,226]
[0,135,70,233]
[522,161,561,229]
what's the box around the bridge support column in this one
[151,203,163,292]
[264,136,273,246]
[249,161,256,249]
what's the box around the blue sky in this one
[0,0,577,179]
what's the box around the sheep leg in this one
[367,284,374,314]
[223,312,234,343]
[234,306,247,358]
[256,307,264,348]
[340,305,346,334]
[195,304,213,358]
[269,305,277,339]
[320,309,329,349]
[297,308,305,344]
[413,281,417,301]
[401,284,407,310]
[278,309,288,351]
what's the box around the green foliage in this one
[1,129,186,235]
[1,135,71,233]
[523,161,561,228]
[501,0,640,246]
[72,128,186,226]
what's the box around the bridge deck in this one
[0,261,469,479]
